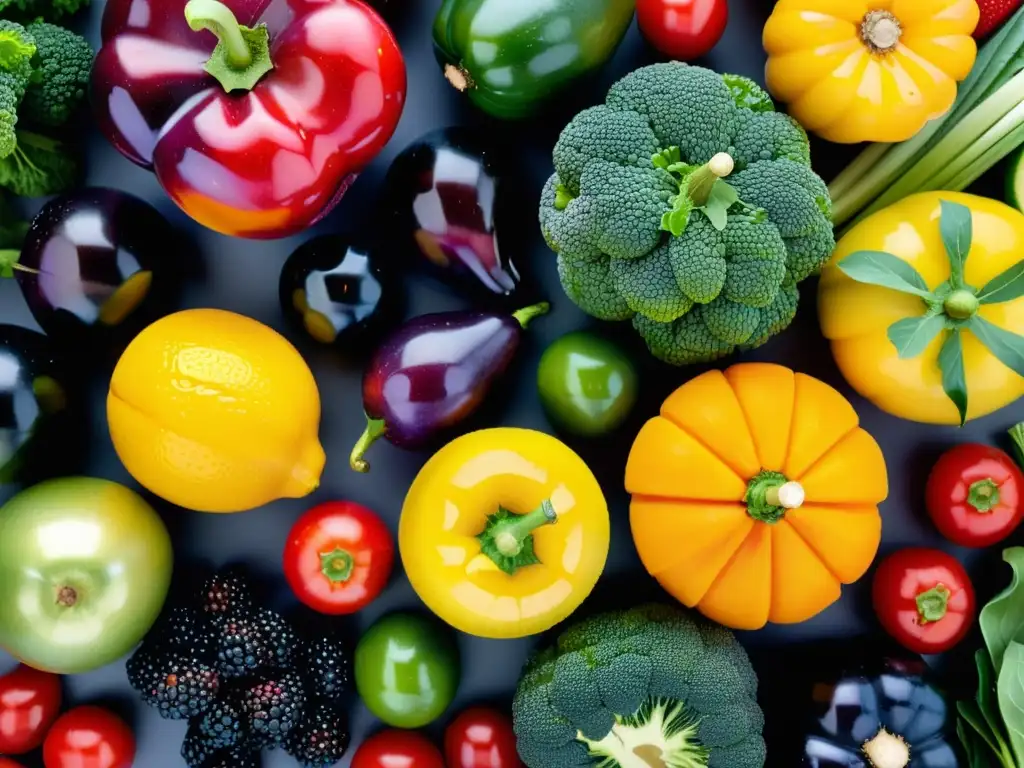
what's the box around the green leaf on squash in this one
[837,250,935,299]
[969,316,1024,376]
[887,312,946,359]
[938,329,968,426]
[977,261,1024,305]
[940,199,973,288]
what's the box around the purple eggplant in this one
[350,302,549,472]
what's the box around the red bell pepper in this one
[91,0,406,239]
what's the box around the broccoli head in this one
[512,604,766,768]
[22,22,93,128]
[0,0,90,23]
[540,62,834,365]
[0,20,36,160]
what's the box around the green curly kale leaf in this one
[539,62,834,365]
[512,604,766,768]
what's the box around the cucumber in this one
[1006,145,1024,212]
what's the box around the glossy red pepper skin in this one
[926,444,1024,548]
[871,548,975,655]
[91,0,406,239]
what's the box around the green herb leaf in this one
[837,250,934,299]
[997,641,1024,766]
[940,199,973,288]
[887,313,946,358]
[981,548,1024,675]
[939,329,968,426]
[975,649,1013,755]
[977,261,1024,305]
[699,180,738,232]
[661,195,694,238]
[969,316,1024,376]
[957,717,986,767]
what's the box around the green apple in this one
[0,477,173,673]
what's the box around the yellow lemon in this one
[107,309,326,513]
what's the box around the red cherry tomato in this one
[283,501,395,614]
[872,548,975,655]
[0,664,62,754]
[352,729,446,768]
[926,443,1024,548]
[446,706,522,768]
[637,0,728,60]
[43,706,135,768]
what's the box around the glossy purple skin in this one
[362,311,522,447]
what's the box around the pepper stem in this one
[916,584,950,624]
[745,471,803,524]
[185,0,274,92]
[512,302,550,328]
[862,727,911,768]
[320,548,354,583]
[477,499,558,576]
[0,249,38,278]
[968,478,1001,512]
[687,153,735,207]
[444,63,473,92]
[350,416,387,473]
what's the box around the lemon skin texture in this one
[107,308,326,513]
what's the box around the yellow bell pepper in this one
[399,428,609,639]
[763,0,979,144]
[820,191,1024,424]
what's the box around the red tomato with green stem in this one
[926,443,1024,547]
[872,548,975,655]
[352,729,446,768]
[446,706,522,768]
[0,664,62,754]
[637,0,728,60]
[43,706,135,768]
[284,501,395,614]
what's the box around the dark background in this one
[2,0,1023,765]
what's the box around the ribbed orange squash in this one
[625,363,888,630]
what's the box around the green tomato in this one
[0,477,173,674]
[537,331,638,436]
[355,612,460,728]
[433,0,636,119]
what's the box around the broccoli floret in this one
[540,62,833,365]
[513,604,766,768]
[22,22,93,128]
[0,0,90,23]
[0,129,76,197]
[0,21,36,160]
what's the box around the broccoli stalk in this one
[656,150,741,237]
[581,697,710,768]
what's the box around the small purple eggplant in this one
[350,302,549,472]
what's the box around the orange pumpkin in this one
[625,363,888,630]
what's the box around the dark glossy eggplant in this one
[279,235,401,349]
[350,302,548,472]
[10,188,180,349]
[0,325,77,486]
[382,128,521,301]
[802,654,958,768]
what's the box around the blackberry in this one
[181,724,213,768]
[126,646,220,720]
[236,670,308,747]
[198,567,253,627]
[215,616,272,678]
[150,604,216,662]
[205,746,261,768]
[194,696,245,750]
[302,635,351,700]
[285,699,350,767]
[254,608,299,668]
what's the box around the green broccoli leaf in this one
[701,180,739,231]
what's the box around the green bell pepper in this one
[433,0,636,119]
